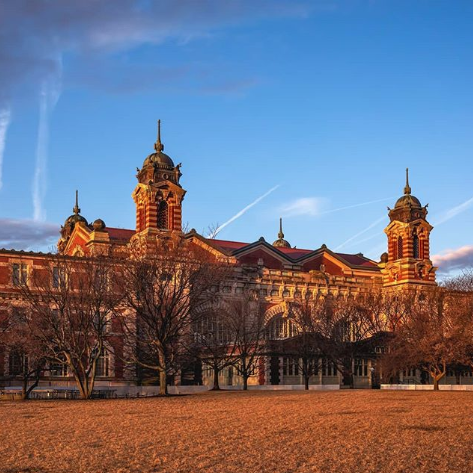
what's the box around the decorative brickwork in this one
[380,169,437,287]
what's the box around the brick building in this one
[1,122,443,389]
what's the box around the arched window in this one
[413,234,419,259]
[397,236,403,259]
[194,313,231,344]
[266,316,297,340]
[157,201,168,230]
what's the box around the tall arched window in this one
[397,236,403,259]
[413,234,419,259]
[266,316,297,340]
[157,201,168,230]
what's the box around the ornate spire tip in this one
[404,167,411,195]
[278,217,284,239]
[73,190,81,215]
[154,119,164,152]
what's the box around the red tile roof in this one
[276,247,313,259]
[107,227,135,241]
[335,253,377,267]
[210,239,249,252]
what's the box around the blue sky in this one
[0,0,472,274]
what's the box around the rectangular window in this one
[283,357,299,376]
[96,351,110,377]
[12,263,28,286]
[355,359,369,377]
[322,359,337,376]
[9,351,26,376]
[49,359,68,377]
[52,266,66,288]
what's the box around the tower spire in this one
[278,217,284,239]
[73,190,81,215]
[404,168,411,195]
[154,119,164,152]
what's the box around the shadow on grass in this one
[404,425,444,432]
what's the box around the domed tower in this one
[132,120,186,235]
[381,169,436,287]
[58,190,88,253]
[272,218,291,248]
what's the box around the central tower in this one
[132,121,186,236]
[381,169,437,287]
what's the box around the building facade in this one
[1,123,451,389]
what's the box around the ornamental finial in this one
[73,190,81,215]
[278,217,284,239]
[154,119,164,152]
[404,168,411,195]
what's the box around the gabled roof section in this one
[186,232,379,271]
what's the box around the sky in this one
[0,0,473,276]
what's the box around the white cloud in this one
[32,63,62,222]
[0,218,59,251]
[280,197,327,217]
[432,246,473,274]
[432,196,473,226]
[0,107,11,190]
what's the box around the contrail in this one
[33,58,62,221]
[208,185,280,238]
[0,107,11,190]
[432,196,473,227]
[320,196,396,215]
[334,215,386,251]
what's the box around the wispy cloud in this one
[0,107,11,190]
[281,196,394,219]
[0,1,310,103]
[432,246,473,274]
[320,196,395,215]
[432,196,473,226]
[32,59,62,222]
[0,218,59,251]
[281,197,327,217]
[334,215,386,251]
[209,185,280,238]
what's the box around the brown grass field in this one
[1,390,472,473]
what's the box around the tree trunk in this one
[243,375,248,391]
[431,365,445,391]
[158,349,168,395]
[21,376,28,401]
[159,369,168,395]
[304,375,309,391]
[212,366,220,391]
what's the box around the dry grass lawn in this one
[1,390,472,472]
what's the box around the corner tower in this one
[132,121,186,235]
[380,169,436,287]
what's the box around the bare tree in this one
[385,288,465,390]
[225,289,266,390]
[19,255,120,399]
[442,270,473,377]
[117,241,227,395]
[316,291,392,388]
[281,297,324,390]
[191,303,237,390]
[0,307,47,399]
